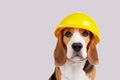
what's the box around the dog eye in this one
[65,31,72,37]
[82,31,89,37]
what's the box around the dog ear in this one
[54,31,67,67]
[87,34,99,65]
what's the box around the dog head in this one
[54,28,99,67]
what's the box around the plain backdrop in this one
[0,0,120,80]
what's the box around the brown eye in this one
[65,31,72,37]
[82,31,89,37]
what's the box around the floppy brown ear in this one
[54,31,67,67]
[87,35,99,65]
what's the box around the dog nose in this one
[72,43,83,52]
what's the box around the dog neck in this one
[60,60,90,80]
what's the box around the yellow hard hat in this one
[54,12,100,43]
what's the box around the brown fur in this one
[56,67,61,80]
[63,28,74,45]
[87,34,99,65]
[54,30,67,67]
[86,66,96,80]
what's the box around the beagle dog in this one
[49,28,99,80]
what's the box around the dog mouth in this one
[68,54,86,63]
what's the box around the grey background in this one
[0,0,119,80]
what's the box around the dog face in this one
[54,28,99,66]
[63,28,90,63]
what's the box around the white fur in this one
[66,29,87,59]
[60,60,90,80]
[60,29,90,80]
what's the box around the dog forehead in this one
[70,29,84,43]
[63,28,83,45]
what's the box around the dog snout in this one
[72,43,83,52]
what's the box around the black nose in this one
[72,43,83,52]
